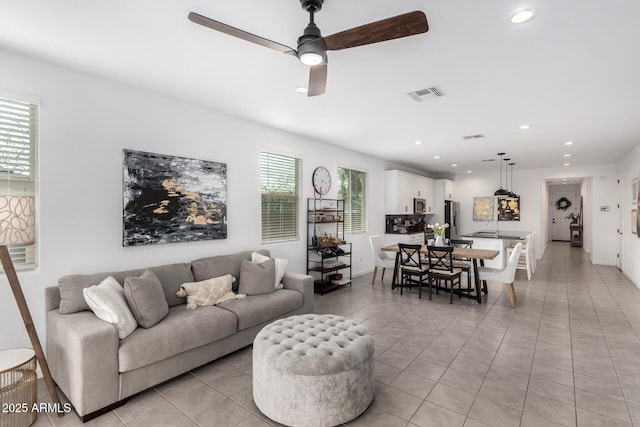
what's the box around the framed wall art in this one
[122,149,227,246]
[633,177,638,204]
[473,196,494,221]
[497,197,520,221]
[632,209,638,235]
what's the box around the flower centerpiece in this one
[427,222,449,246]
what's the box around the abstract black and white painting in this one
[497,196,520,221]
[123,149,227,246]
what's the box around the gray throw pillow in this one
[124,270,169,328]
[238,258,276,295]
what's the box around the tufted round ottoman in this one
[253,314,374,427]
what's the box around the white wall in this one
[0,49,388,350]
[618,143,640,288]
[453,163,618,265]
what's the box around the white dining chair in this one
[507,233,533,280]
[369,235,396,285]
[478,243,523,307]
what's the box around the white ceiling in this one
[1,1,639,175]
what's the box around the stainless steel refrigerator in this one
[444,200,460,239]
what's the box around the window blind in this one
[261,152,302,242]
[337,167,367,234]
[0,97,36,179]
[0,96,37,267]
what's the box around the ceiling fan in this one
[188,0,429,96]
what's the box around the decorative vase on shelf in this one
[434,235,444,246]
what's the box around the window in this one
[260,152,302,242]
[337,167,367,234]
[0,96,37,267]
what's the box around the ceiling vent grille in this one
[406,85,445,102]
[462,134,486,141]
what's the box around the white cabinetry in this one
[385,233,425,246]
[433,179,455,223]
[385,170,434,214]
[442,179,454,201]
[418,176,434,213]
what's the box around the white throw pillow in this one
[251,252,287,290]
[83,276,138,339]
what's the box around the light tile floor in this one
[32,242,640,426]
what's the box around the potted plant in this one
[565,212,580,224]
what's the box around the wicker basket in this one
[0,349,37,427]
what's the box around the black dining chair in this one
[426,245,463,303]
[450,239,474,293]
[398,243,429,298]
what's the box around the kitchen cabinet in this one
[433,179,455,223]
[418,176,434,213]
[385,170,434,214]
[385,232,425,246]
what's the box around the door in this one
[551,191,578,241]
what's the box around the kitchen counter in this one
[462,230,530,240]
[460,230,532,268]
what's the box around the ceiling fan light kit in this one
[189,1,428,97]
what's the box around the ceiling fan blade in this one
[188,12,296,55]
[307,63,327,97]
[323,11,428,51]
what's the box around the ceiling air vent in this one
[462,134,486,141]
[406,85,445,102]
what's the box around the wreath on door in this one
[555,197,572,211]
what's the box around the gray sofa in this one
[44,249,313,421]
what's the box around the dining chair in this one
[506,233,532,280]
[398,243,429,298]
[478,243,523,307]
[449,239,474,292]
[426,245,462,303]
[369,235,397,285]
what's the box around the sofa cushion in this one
[118,304,237,373]
[148,263,195,308]
[58,262,194,314]
[124,270,169,328]
[59,269,144,314]
[217,289,303,331]
[83,276,138,339]
[238,258,275,296]
[251,252,287,290]
[191,250,270,292]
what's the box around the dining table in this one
[381,244,500,303]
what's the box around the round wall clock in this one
[312,166,331,196]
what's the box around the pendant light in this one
[494,152,509,196]
[508,162,519,199]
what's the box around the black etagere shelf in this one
[306,198,352,294]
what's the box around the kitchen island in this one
[460,230,531,268]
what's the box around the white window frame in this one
[0,93,38,268]
[260,151,302,243]
[337,166,367,235]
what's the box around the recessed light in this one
[414,140,423,145]
[466,170,472,174]
[564,154,572,157]
[563,163,570,166]
[519,124,530,130]
[451,164,458,167]
[434,155,440,159]
[511,9,535,24]
[565,141,574,146]
[295,86,308,94]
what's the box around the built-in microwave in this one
[413,198,426,214]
